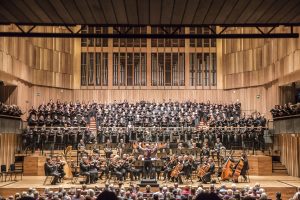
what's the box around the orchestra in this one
[38,100,257,186]
[44,138,251,186]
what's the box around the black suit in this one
[80,162,91,184]
[44,162,60,185]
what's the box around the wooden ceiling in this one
[0,0,300,26]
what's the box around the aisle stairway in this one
[89,117,97,134]
[272,161,288,175]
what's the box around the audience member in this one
[0,102,22,117]
[0,183,280,200]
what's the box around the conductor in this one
[138,143,158,179]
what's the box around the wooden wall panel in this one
[222,27,300,90]
[0,25,73,89]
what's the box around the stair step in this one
[272,169,288,174]
[273,167,287,170]
[272,164,284,167]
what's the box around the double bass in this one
[232,158,244,182]
[220,151,235,181]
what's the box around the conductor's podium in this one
[23,155,46,176]
[248,155,272,176]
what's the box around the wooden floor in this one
[0,175,300,200]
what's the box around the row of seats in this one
[0,164,23,182]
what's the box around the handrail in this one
[273,114,300,121]
[25,126,268,130]
[0,114,22,120]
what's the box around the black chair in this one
[9,163,23,181]
[0,165,6,182]
[14,163,24,180]
[1,165,10,182]
[5,164,16,181]
[43,163,53,185]
[239,169,250,183]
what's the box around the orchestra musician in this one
[88,155,99,184]
[55,155,66,182]
[214,138,225,163]
[233,153,249,182]
[79,157,92,184]
[170,156,184,184]
[182,155,193,181]
[44,157,61,185]
[201,157,215,184]
[109,155,125,181]
[98,158,109,180]
[163,155,176,181]
[77,139,88,158]
[201,142,210,162]
[104,139,113,158]
[117,138,126,158]
[77,139,86,151]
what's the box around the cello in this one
[170,158,184,178]
[220,151,235,181]
[197,162,210,179]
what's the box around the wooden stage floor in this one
[1,175,300,200]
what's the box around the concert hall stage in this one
[0,175,299,200]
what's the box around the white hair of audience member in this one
[259,188,265,194]
[292,189,300,200]
[44,187,50,194]
[58,185,65,193]
[244,185,250,191]
[21,191,27,197]
[8,196,14,200]
[260,193,268,200]
[196,187,203,195]
[210,184,216,192]
[231,184,237,189]
[109,184,115,191]
[15,193,20,198]
[86,189,94,197]
[227,189,233,196]
[162,187,168,193]
[33,191,39,199]
[219,183,227,194]
[64,195,71,200]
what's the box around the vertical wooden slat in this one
[0,133,16,170]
